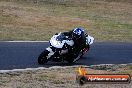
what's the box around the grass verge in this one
[0,64,131,88]
[0,0,132,41]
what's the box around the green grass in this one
[0,0,132,41]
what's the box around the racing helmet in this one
[72,27,84,39]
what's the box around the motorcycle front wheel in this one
[38,50,49,64]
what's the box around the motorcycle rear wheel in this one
[67,59,74,64]
[38,50,49,64]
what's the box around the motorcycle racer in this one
[38,27,94,64]
[62,27,88,61]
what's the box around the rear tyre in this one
[66,54,75,64]
[38,50,49,64]
[67,58,74,64]
[67,52,81,64]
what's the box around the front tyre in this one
[38,50,49,64]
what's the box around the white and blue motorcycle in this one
[38,32,94,64]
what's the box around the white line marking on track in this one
[0,63,131,73]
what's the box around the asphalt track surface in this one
[0,42,132,70]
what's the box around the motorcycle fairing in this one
[46,47,55,59]
[86,35,94,45]
[50,32,74,48]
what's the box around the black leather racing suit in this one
[62,30,86,59]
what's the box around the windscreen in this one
[56,33,68,41]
